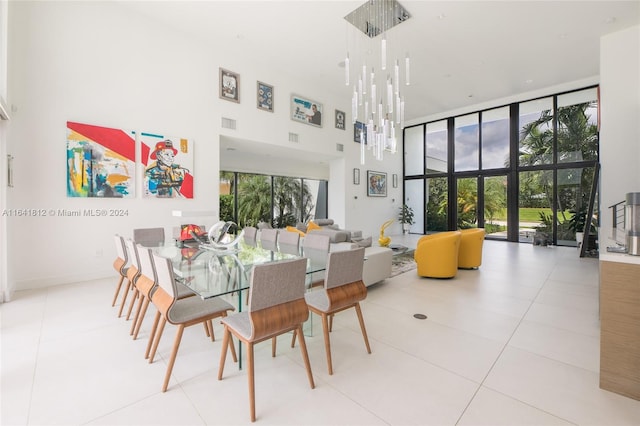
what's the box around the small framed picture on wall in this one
[257,81,274,112]
[291,94,323,127]
[335,110,346,130]
[354,121,367,144]
[219,68,240,103]
[367,170,387,197]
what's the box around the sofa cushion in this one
[352,236,372,248]
[314,219,334,226]
[362,246,392,286]
[308,228,349,243]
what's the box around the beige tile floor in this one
[3,240,640,425]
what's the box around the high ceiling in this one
[119,0,639,123]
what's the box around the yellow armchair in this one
[458,228,486,269]
[413,231,462,278]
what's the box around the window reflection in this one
[482,107,510,169]
[455,114,479,172]
[426,120,447,174]
[404,125,424,176]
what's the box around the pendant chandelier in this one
[344,0,412,165]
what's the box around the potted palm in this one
[398,204,415,234]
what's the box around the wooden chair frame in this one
[217,258,314,422]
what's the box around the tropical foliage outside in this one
[220,172,318,229]
[424,97,598,242]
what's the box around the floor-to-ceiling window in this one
[403,86,599,246]
[220,171,328,228]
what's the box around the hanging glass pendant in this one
[394,60,400,95]
[362,65,367,95]
[386,77,393,113]
[343,0,412,165]
[381,36,387,71]
[405,54,410,85]
[345,53,350,86]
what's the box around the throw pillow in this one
[286,226,305,237]
[306,221,321,233]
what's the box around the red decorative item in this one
[180,224,205,241]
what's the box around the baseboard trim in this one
[15,268,113,292]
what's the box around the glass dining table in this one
[153,239,327,368]
[155,240,327,303]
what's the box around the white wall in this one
[5,1,407,292]
[407,76,600,127]
[0,0,9,301]
[600,25,640,244]
[11,2,631,293]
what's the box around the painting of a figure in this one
[141,132,194,198]
[367,170,387,197]
[66,121,135,198]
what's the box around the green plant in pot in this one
[398,204,415,234]
[568,208,598,249]
[534,211,553,246]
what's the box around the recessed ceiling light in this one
[525,79,533,84]
[604,16,617,24]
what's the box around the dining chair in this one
[217,258,315,422]
[243,226,258,246]
[303,247,371,375]
[148,251,237,392]
[119,238,141,318]
[277,229,300,255]
[129,244,156,338]
[301,233,330,288]
[301,232,330,252]
[258,228,278,251]
[124,238,153,322]
[133,227,165,247]
[129,243,159,338]
[112,235,129,308]
[131,243,199,341]
[133,245,210,359]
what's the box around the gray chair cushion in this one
[168,296,235,324]
[221,312,252,340]
[304,289,330,312]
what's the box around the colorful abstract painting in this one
[66,121,136,198]
[140,132,194,198]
